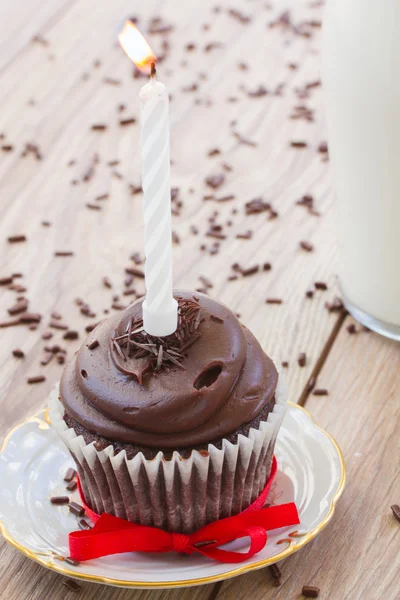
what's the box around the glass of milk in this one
[323,0,400,340]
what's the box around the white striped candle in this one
[139,77,178,336]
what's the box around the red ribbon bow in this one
[69,457,299,564]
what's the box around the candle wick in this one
[150,62,157,79]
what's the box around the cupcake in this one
[50,291,287,534]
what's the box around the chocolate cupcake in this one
[50,291,287,533]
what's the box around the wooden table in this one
[0,1,399,598]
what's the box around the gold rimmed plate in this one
[0,401,345,589]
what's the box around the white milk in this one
[323,0,400,337]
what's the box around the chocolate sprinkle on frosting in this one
[111,297,202,382]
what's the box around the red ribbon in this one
[69,457,299,564]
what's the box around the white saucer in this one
[0,402,345,589]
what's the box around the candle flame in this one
[118,21,157,73]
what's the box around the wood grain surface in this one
[0,0,398,599]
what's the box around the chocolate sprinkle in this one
[8,299,28,315]
[69,502,86,517]
[306,376,316,393]
[111,297,202,382]
[27,375,46,384]
[50,320,68,330]
[50,496,70,505]
[302,585,320,598]
[210,315,224,324]
[64,468,77,482]
[91,123,107,131]
[245,198,271,215]
[125,267,145,278]
[66,480,78,492]
[86,202,101,211]
[0,276,13,286]
[63,330,79,340]
[300,240,314,252]
[298,352,307,367]
[87,339,99,350]
[119,117,136,126]
[103,77,121,86]
[236,230,253,240]
[391,504,400,523]
[62,579,81,593]
[19,312,41,324]
[313,389,328,396]
[268,563,281,586]
[242,265,259,277]
[12,349,24,358]
[205,174,225,189]
[65,557,80,567]
[325,297,344,312]
[8,235,26,243]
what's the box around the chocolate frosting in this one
[60,291,278,448]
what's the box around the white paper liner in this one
[49,375,287,533]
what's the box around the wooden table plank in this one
[0,551,216,600]
[0,0,75,74]
[218,319,400,600]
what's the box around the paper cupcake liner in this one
[49,376,287,534]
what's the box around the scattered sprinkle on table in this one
[63,330,79,340]
[119,117,136,126]
[91,123,107,131]
[313,388,328,396]
[62,579,81,593]
[27,375,46,384]
[242,265,259,277]
[268,563,281,586]
[266,298,283,305]
[50,320,68,330]
[302,585,320,598]
[8,235,26,243]
[54,251,74,257]
[298,352,307,367]
[347,324,358,334]
[291,141,308,148]
[86,202,102,211]
[390,504,400,523]
[0,276,13,285]
[300,240,314,252]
